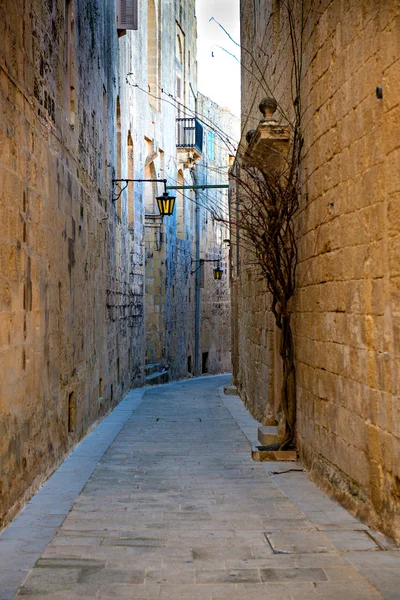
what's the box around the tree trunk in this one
[279,314,296,449]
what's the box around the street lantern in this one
[156,192,176,216]
[213,263,223,280]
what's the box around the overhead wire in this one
[164,168,230,220]
[164,157,230,219]
[123,71,235,221]
[170,177,230,220]
[125,74,239,154]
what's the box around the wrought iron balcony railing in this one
[176,118,203,155]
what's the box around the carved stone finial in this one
[246,129,256,144]
[259,97,277,120]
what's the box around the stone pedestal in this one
[244,97,290,170]
[258,425,279,446]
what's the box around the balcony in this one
[176,118,203,159]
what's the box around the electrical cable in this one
[125,75,239,154]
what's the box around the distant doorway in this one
[202,352,209,374]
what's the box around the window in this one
[127,131,134,228]
[116,97,122,217]
[144,158,158,213]
[202,352,209,374]
[176,34,184,117]
[176,76,181,99]
[116,0,138,31]
[207,131,215,161]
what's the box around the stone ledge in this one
[252,445,297,462]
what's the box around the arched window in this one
[145,161,158,213]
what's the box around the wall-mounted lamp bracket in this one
[190,258,221,276]
[112,178,167,203]
[112,180,229,203]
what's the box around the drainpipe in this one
[191,166,201,377]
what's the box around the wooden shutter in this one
[117,0,138,30]
[176,76,181,98]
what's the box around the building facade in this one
[196,93,239,377]
[234,0,400,541]
[118,1,238,383]
[0,0,133,527]
[0,0,237,528]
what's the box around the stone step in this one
[258,425,279,446]
[145,370,170,386]
[224,384,238,395]
[145,363,162,376]
[252,445,297,462]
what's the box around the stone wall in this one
[197,94,239,376]
[130,0,238,382]
[235,0,400,541]
[123,0,201,378]
[0,0,143,528]
[0,0,239,529]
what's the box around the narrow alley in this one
[1,1,400,598]
[1,375,399,600]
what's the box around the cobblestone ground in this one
[1,375,400,599]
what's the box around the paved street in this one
[1,374,400,599]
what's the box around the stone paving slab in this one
[0,375,399,599]
[0,388,146,600]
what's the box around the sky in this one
[196,0,241,117]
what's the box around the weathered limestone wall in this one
[0,0,238,528]
[235,0,400,541]
[122,0,200,378]
[0,0,144,528]
[197,94,239,376]
[126,0,237,381]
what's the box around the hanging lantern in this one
[156,192,176,216]
[213,263,223,280]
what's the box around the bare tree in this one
[231,120,302,448]
[217,0,306,448]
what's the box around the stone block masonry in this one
[2,376,399,599]
[0,0,144,528]
[234,0,400,542]
[0,0,237,530]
